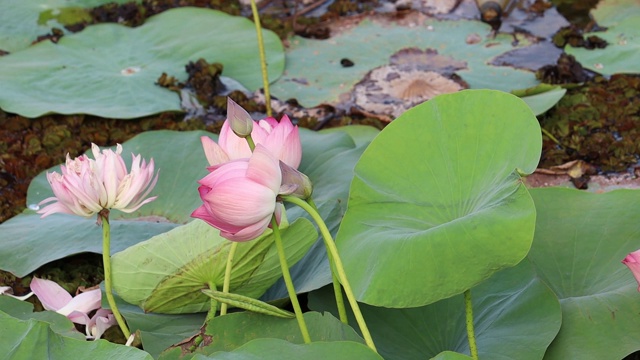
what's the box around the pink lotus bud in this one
[227,97,254,138]
[200,98,302,169]
[37,144,158,218]
[623,250,640,291]
[191,145,282,241]
[279,161,313,200]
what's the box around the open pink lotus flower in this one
[192,145,282,241]
[622,250,640,291]
[201,99,302,169]
[37,143,158,218]
[30,277,117,340]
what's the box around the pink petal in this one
[245,145,282,192]
[88,309,117,340]
[200,136,230,166]
[30,277,72,311]
[56,288,101,317]
[220,216,272,241]
[67,310,91,325]
[205,179,276,227]
[623,249,640,291]
[191,204,218,226]
[218,121,253,160]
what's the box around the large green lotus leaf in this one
[430,352,474,360]
[262,127,379,300]
[308,260,561,360]
[192,338,382,360]
[111,295,206,359]
[270,18,538,107]
[0,0,133,53]
[0,130,212,277]
[0,311,152,359]
[0,213,177,277]
[565,16,639,75]
[157,311,367,359]
[112,217,316,314]
[336,90,542,307]
[527,188,640,359]
[0,296,84,340]
[0,7,284,118]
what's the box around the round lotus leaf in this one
[336,90,542,307]
[0,7,284,118]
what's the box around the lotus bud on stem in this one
[227,98,254,138]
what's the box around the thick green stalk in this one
[307,198,348,324]
[282,196,377,352]
[249,0,272,117]
[271,216,311,343]
[464,289,479,359]
[101,214,131,339]
[220,243,238,315]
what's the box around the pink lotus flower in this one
[201,99,302,169]
[622,250,640,291]
[37,143,158,218]
[30,277,117,340]
[192,145,282,241]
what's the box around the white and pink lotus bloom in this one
[192,145,282,242]
[37,143,158,218]
[30,277,117,340]
[622,250,640,291]
[200,99,302,169]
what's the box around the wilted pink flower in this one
[191,145,282,241]
[37,143,158,218]
[30,277,117,340]
[201,99,302,168]
[622,250,640,291]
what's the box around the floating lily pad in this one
[0,0,132,53]
[0,7,284,118]
[270,16,538,107]
[565,16,639,75]
[336,90,541,307]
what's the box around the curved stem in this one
[101,214,131,339]
[464,289,479,360]
[220,243,238,315]
[271,216,311,343]
[282,196,376,352]
[249,0,272,117]
[307,198,348,324]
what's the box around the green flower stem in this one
[190,281,217,352]
[246,135,256,151]
[206,281,218,322]
[307,198,348,324]
[464,289,479,359]
[282,196,377,352]
[270,215,311,343]
[249,0,272,117]
[220,243,238,316]
[101,214,131,340]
